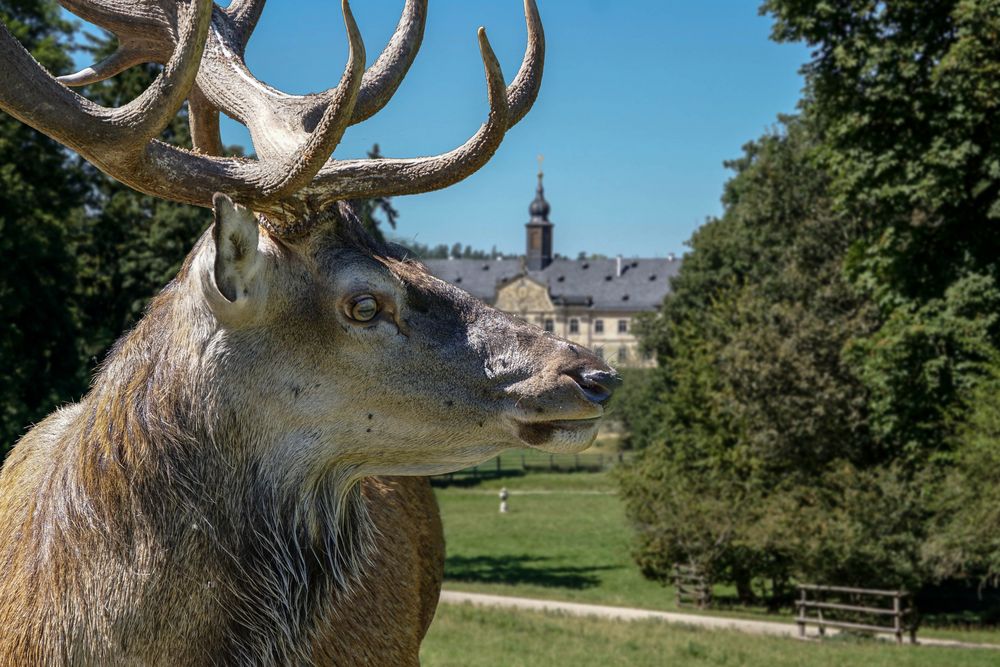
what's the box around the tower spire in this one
[526,154,553,270]
[529,154,551,223]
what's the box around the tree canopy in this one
[620,0,1000,598]
[0,0,86,448]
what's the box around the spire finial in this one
[529,154,551,222]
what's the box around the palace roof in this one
[423,256,681,312]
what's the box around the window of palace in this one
[544,319,554,333]
[618,319,628,334]
[619,347,629,362]
[594,346,604,359]
[595,319,604,334]
[569,318,579,334]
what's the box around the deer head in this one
[0,0,619,478]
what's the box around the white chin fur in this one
[526,422,600,453]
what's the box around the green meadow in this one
[421,604,1000,667]
[428,470,1000,657]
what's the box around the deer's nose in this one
[567,369,622,406]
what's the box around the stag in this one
[0,0,619,663]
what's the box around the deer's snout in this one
[498,336,623,453]
[566,368,622,406]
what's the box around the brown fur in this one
[314,477,444,666]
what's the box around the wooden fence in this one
[431,451,629,484]
[673,563,711,609]
[796,584,918,644]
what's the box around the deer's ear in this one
[212,193,262,303]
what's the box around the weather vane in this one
[537,153,544,176]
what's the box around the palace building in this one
[423,168,679,368]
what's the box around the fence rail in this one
[796,584,918,644]
[431,451,630,484]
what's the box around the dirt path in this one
[439,590,1000,650]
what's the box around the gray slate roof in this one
[423,257,681,311]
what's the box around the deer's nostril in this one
[570,369,622,405]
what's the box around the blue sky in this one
[81,1,811,258]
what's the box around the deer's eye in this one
[348,295,379,322]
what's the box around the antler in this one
[0,0,545,236]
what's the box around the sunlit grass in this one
[422,604,1000,667]
[434,471,1000,645]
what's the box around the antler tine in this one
[188,87,224,156]
[300,0,544,208]
[224,0,267,49]
[57,47,150,88]
[57,0,172,44]
[507,0,544,127]
[350,0,427,125]
[57,0,228,155]
[117,0,215,146]
[223,0,427,127]
[249,0,366,208]
[0,0,211,152]
[187,1,428,165]
[57,0,427,133]
[300,27,511,207]
[57,0,175,86]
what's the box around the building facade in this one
[423,169,679,368]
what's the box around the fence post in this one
[893,594,902,645]
[797,587,806,638]
[816,589,825,637]
[521,453,526,470]
[496,456,501,473]
[549,454,554,471]
[574,454,580,470]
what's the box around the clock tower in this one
[525,156,553,270]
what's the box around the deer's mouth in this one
[515,416,602,453]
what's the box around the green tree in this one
[0,0,87,451]
[71,32,242,361]
[924,355,1000,582]
[763,0,1000,460]
[618,117,896,597]
[620,1,1000,597]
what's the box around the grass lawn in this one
[421,604,1000,667]
[434,470,1000,645]
[436,471,672,612]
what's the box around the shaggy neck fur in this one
[12,255,374,665]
